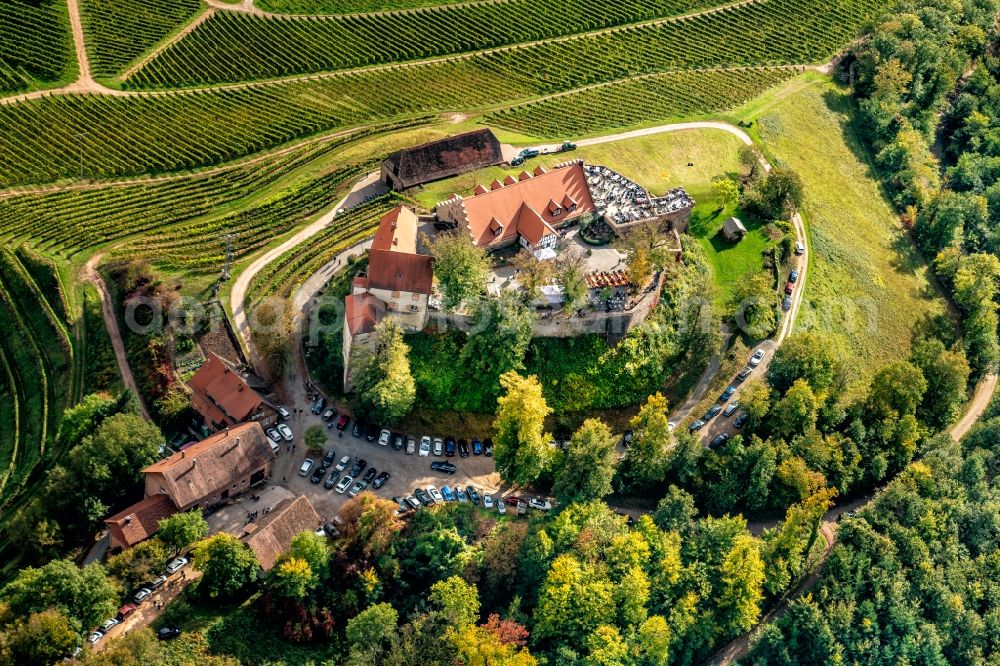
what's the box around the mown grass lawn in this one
[732,74,950,372]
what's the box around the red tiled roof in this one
[105,494,177,550]
[188,353,268,428]
[366,249,434,295]
[463,162,596,248]
[242,495,322,571]
[143,423,274,510]
[516,204,558,245]
[345,293,384,336]
[370,206,419,253]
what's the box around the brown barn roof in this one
[344,293,384,336]
[242,495,322,571]
[382,129,503,190]
[143,423,274,510]
[104,494,177,550]
[188,353,270,428]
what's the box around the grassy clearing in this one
[733,74,950,371]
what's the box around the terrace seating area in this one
[584,164,693,231]
[586,270,632,288]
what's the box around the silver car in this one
[427,486,444,503]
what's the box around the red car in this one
[784,282,795,295]
[336,414,350,430]
[117,604,137,621]
[504,496,523,506]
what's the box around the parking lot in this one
[266,400,504,521]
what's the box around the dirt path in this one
[65,0,92,84]
[80,253,152,420]
[950,371,998,441]
[121,8,218,81]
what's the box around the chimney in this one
[226,427,230,436]
[124,515,132,525]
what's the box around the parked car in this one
[419,436,431,457]
[721,386,736,401]
[87,631,105,645]
[504,496,523,506]
[363,467,378,483]
[373,471,390,489]
[483,494,494,509]
[427,486,444,504]
[157,627,181,640]
[441,485,456,501]
[298,459,315,477]
[689,419,706,432]
[723,401,740,417]
[352,421,364,438]
[266,428,281,444]
[789,270,799,283]
[445,437,457,457]
[394,496,408,513]
[458,439,470,457]
[785,281,795,295]
[365,424,378,442]
[709,433,730,449]
[349,480,368,497]
[404,495,421,510]
[749,349,766,367]
[794,241,805,255]
[471,438,483,456]
[467,487,481,505]
[782,295,792,311]
[277,406,291,420]
[335,455,350,472]
[349,459,367,477]
[276,424,294,442]
[498,498,507,514]
[703,405,722,420]
[406,437,416,454]
[414,488,432,506]
[432,437,444,456]
[378,429,391,446]
[431,461,457,474]
[336,414,350,430]
[528,498,552,511]
[484,439,494,456]
[737,366,753,382]
[456,487,468,502]
[165,557,188,574]
[335,476,353,493]
[101,618,120,633]
[392,432,404,450]
[734,413,748,429]
[132,587,152,604]
[322,408,335,422]
[321,449,336,468]
[324,471,340,489]
[148,575,168,590]
[310,466,324,483]
[311,397,326,414]
[117,604,138,621]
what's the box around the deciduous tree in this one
[622,393,672,490]
[353,318,416,424]
[157,511,208,555]
[772,379,818,438]
[191,534,258,600]
[425,231,491,309]
[493,372,552,485]
[553,419,617,504]
[767,332,844,396]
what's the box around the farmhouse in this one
[343,205,433,389]
[188,353,280,432]
[380,129,504,191]
[103,423,275,552]
[241,495,322,571]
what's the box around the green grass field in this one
[735,74,950,370]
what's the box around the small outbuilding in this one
[722,216,747,242]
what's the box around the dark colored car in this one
[363,467,378,483]
[736,366,752,382]
[458,439,470,458]
[352,421,364,438]
[504,496,523,506]
[789,270,799,283]
[414,488,433,506]
[321,449,336,469]
[689,419,706,432]
[709,433,730,449]
[310,467,324,484]
[323,522,341,537]
[324,471,340,489]
[484,439,493,457]
[349,459,367,477]
[467,487,481,504]
[157,627,181,640]
[431,461,457,474]
[721,386,735,401]
[782,296,792,311]
[336,414,350,430]
[311,397,326,415]
[373,471,390,489]
[365,424,378,442]
[392,432,404,451]
[703,405,722,420]
[445,437,456,457]
[734,413,748,429]
[472,438,483,456]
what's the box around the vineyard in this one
[0,248,74,510]
[79,0,202,79]
[487,67,799,137]
[127,0,719,85]
[0,0,74,93]
[244,194,402,310]
[110,161,374,273]
[258,0,460,13]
